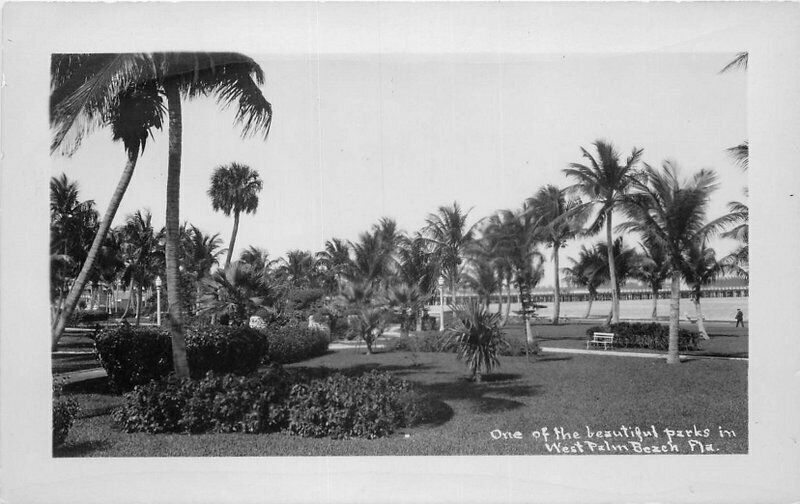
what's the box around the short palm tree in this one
[198,262,268,326]
[564,140,643,324]
[633,238,670,321]
[620,160,719,364]
[591,237,641,325]
[527,184,582,324]
[682,240,723,340]
[386,282,425,337]
[447,301,504,382]
[208,163,263,268]
[562,245,605,319]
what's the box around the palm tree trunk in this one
[552,244,561,324]
[165,81,190,379]
[497,283,504,315]
[667,271,681,364]
[224,210,241,268]
[120,278,134,319]
[502,283,512,326]
[519,282,539,356]
[415,310,423,332]
[651,287,659,321]
[135,283,142,325]
[584,294,594,319]
[51,149,140,350]
[606,210,620,324]
[694,299,709,340]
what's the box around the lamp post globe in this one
[155,276,163,326]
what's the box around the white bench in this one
[586,332,615,350]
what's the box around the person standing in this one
[735,309,745,327]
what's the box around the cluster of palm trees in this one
[50,51,749,373]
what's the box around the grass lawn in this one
[55,346,747,457]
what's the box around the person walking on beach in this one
[735,308,744,327]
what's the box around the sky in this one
[51,52,747,287]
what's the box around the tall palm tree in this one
[487,206,544,355]
[208,162,263,268]
[720,53,749,172]
[527,184,582,324]
[484,211,516,325]
[396,233,439,329]
[463,247,500,309]
[50,53,273,376]
[620,160,719,364]
[633,239,670,321]
[424,202,479,313]
[591,237,641,325]
[564,140,643,324]
[682,241,723,340]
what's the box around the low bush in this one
[95,324,267,392]
[71,309,110,325]
[586,322,700,351]
[53,382,79,447]
[113,366,421,439]
[260,323,329,364]
[286,370,421,439]
[113,365,294,434]
[385,331,457,353]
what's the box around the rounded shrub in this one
[53,396,80,447]
[185,324,265,378]
[285,370,421,439]
[113,365,294,434]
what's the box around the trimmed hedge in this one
[386,331,529,357]
[113,365,294,434]
[113,367,421,439]
[260,323,329,364]
[586,322,700,351]
[95,324,266,391]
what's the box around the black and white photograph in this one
[1,2,799,503]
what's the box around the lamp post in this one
[155,276,162,326]
[438,276,445,331]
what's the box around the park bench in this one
[586,332,615,350]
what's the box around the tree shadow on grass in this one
[53,439,111,457]
[534,355,573,363]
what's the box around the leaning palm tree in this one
[50,64,164,348]
[682,240,723,340]
[527,184,582,324]
[50,53,273,376]
[564,140,643,324]
[619,160,719,364]
[424,202,480,313]
[208,162,263,268]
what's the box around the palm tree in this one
[198,262,268,326]
[720,52,748,74]
[208,162,263,268]
[484,211,517,325]
[396,233,439,330]
[50,52,273,376]
[706,194,749,280]
[562,245,604,319]
[633,239,670,321]
[316,238,353,293]
[564,140,643,324]
[487,206,544,355]
[682,241,723,340]
[619,160,719,364]
[424,202,479,313]
[527,184,582,324]
[50,174,99,321]
[386,282,425,337]
[463,252,500,309]
[120,210,165,325]
[720,53,749,172]
[349,230,392,288]
[279,250,318,289]
[591,238,641,324]
[50,58,165,348]
[448,301,504,383]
